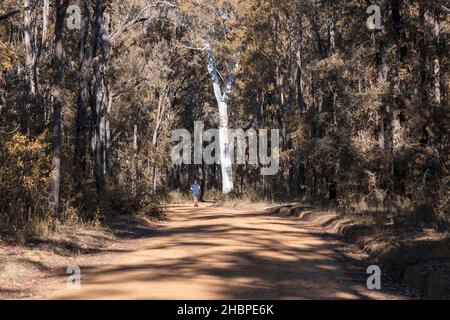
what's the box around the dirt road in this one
[46,204,405,299]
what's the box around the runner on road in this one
[190,180,201,207]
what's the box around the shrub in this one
[0,132,50,240]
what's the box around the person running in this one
[190,180,201,207]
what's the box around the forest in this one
[0,0,448,241]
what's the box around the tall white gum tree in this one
[205,42,239,194]
[178,0,245,194]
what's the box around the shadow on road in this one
[47,204,396,299]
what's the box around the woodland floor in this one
[1,203,419,300]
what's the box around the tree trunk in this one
[418,1,428,106]
[383,0,402,191]
[376,7,388,152]
[311,15,325,59]
[206,45,234,194]
[41,0,50,49]
[74,0,104,180]
[200,163,207,202]
[49,0,67,218]
[295,11,304,112]
[217,101,233,194]
[376,18,388,82]
[327,15,335,58]
[91,1,110,192]
[151,89,167,194]
[132,124,138,195]
[23,0,36,135]
[433,11,441,106]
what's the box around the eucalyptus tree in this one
[178,0,249,194]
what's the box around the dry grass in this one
[212,197,287,212]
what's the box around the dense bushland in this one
[0,0,448,240]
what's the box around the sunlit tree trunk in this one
[23,0,36,95]
[23,0,36,135]
[151,88,168,193]
[206,45,235,194]
[132,124,138,196]
[327,14,335,58]
[41,0,50,49]
[433,11,441,107]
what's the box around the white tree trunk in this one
[206,45,235,194]
[151,88,167,193]
[132,124,138,195]
[42,0,50,49]
[218,103,233,194]
[433,13,441,106]
[23,0,36,96]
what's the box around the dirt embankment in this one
[263,204,450,300]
